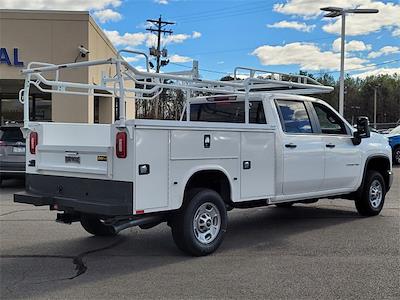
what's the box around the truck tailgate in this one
[27,123,113,179]
[36,145,112,176]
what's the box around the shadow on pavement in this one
[1,204,361,298]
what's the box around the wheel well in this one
[184,170,231,204]
[365,156,391,189]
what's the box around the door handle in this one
[285,143,297,148]
[326,143,336,148]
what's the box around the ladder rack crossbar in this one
[20,51,333,128]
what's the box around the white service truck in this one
[14,53,393,256]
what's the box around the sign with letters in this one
[0,48,24,67]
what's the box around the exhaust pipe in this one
[112,215,164,234]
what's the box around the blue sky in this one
[2,0,400,79]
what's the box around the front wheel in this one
[355,171,386,216]
[80,214,117,236]
[171,188,227,256]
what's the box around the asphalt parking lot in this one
[1,168,399,299]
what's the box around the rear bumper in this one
[0,161,25,178]
[14,174,133,217]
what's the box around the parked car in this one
[386,125,400,165]
[14,57,393,256]
[0,124,26,185]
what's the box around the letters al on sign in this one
[0,48,24,66]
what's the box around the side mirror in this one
[352,116,370,145]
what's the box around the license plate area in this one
[13,147,25,153]
[65,155,80,164]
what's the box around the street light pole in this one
[321,7,379,117]
[374,86,378,129]
[339,12,346,116]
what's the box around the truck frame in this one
[14,51,393,256]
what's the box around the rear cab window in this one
[189,100,266,124]
[276,100,313,134]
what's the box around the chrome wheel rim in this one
[193,202,221,244]
[369,179,383,209]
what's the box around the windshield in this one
[390,125,400,135]
[0,127,24,142]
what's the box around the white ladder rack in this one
[20,50,333,128]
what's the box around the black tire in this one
[80,214,117,236]
[171,188,227,256]
[393,146,400,165]
[355,171,386,216]
[275,202,294,208]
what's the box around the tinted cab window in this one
[276,100,313,133]
[190,101,266,124]
[313,103,347,135]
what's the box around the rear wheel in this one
[80,214,117,236]
[355,171,385,216]
[393,147,400,165]
[171,188,227,256]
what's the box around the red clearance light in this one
[206,96,237,102]
[30,132,38,154]
[136,210,145,214]
[116,131,127,158]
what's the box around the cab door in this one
[276,100,325,195]
[310,102,361,191]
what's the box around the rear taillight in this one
[30,132,38,154]
[116,132,127,158]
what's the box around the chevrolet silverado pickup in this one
[14,54,393,256]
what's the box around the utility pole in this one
[146,16,175,73]
[146,16,175,118]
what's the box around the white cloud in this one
[169,54,192,63]
[154,0,169,4]
[267,21,316,32]
[0,0,121,10]
[352,67,400,78]
[192,31,202,39]
[93,9,121,23]
[104,29,199,48]
[217,61,225,64]
[104,30,147,47]
[332,38,371,52]
[393,28,400,37]
[273,0,400,36]
[122,55,142,63]
[367,46,400,58]
[252,42,367,71]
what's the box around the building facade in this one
[0,10,134,125]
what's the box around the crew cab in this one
[14,55,393,256]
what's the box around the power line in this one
[170,59,400,78]
[312,59,400,76]
[169,62,230,75]
[171,1,268,21]
[185,36,335,57]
